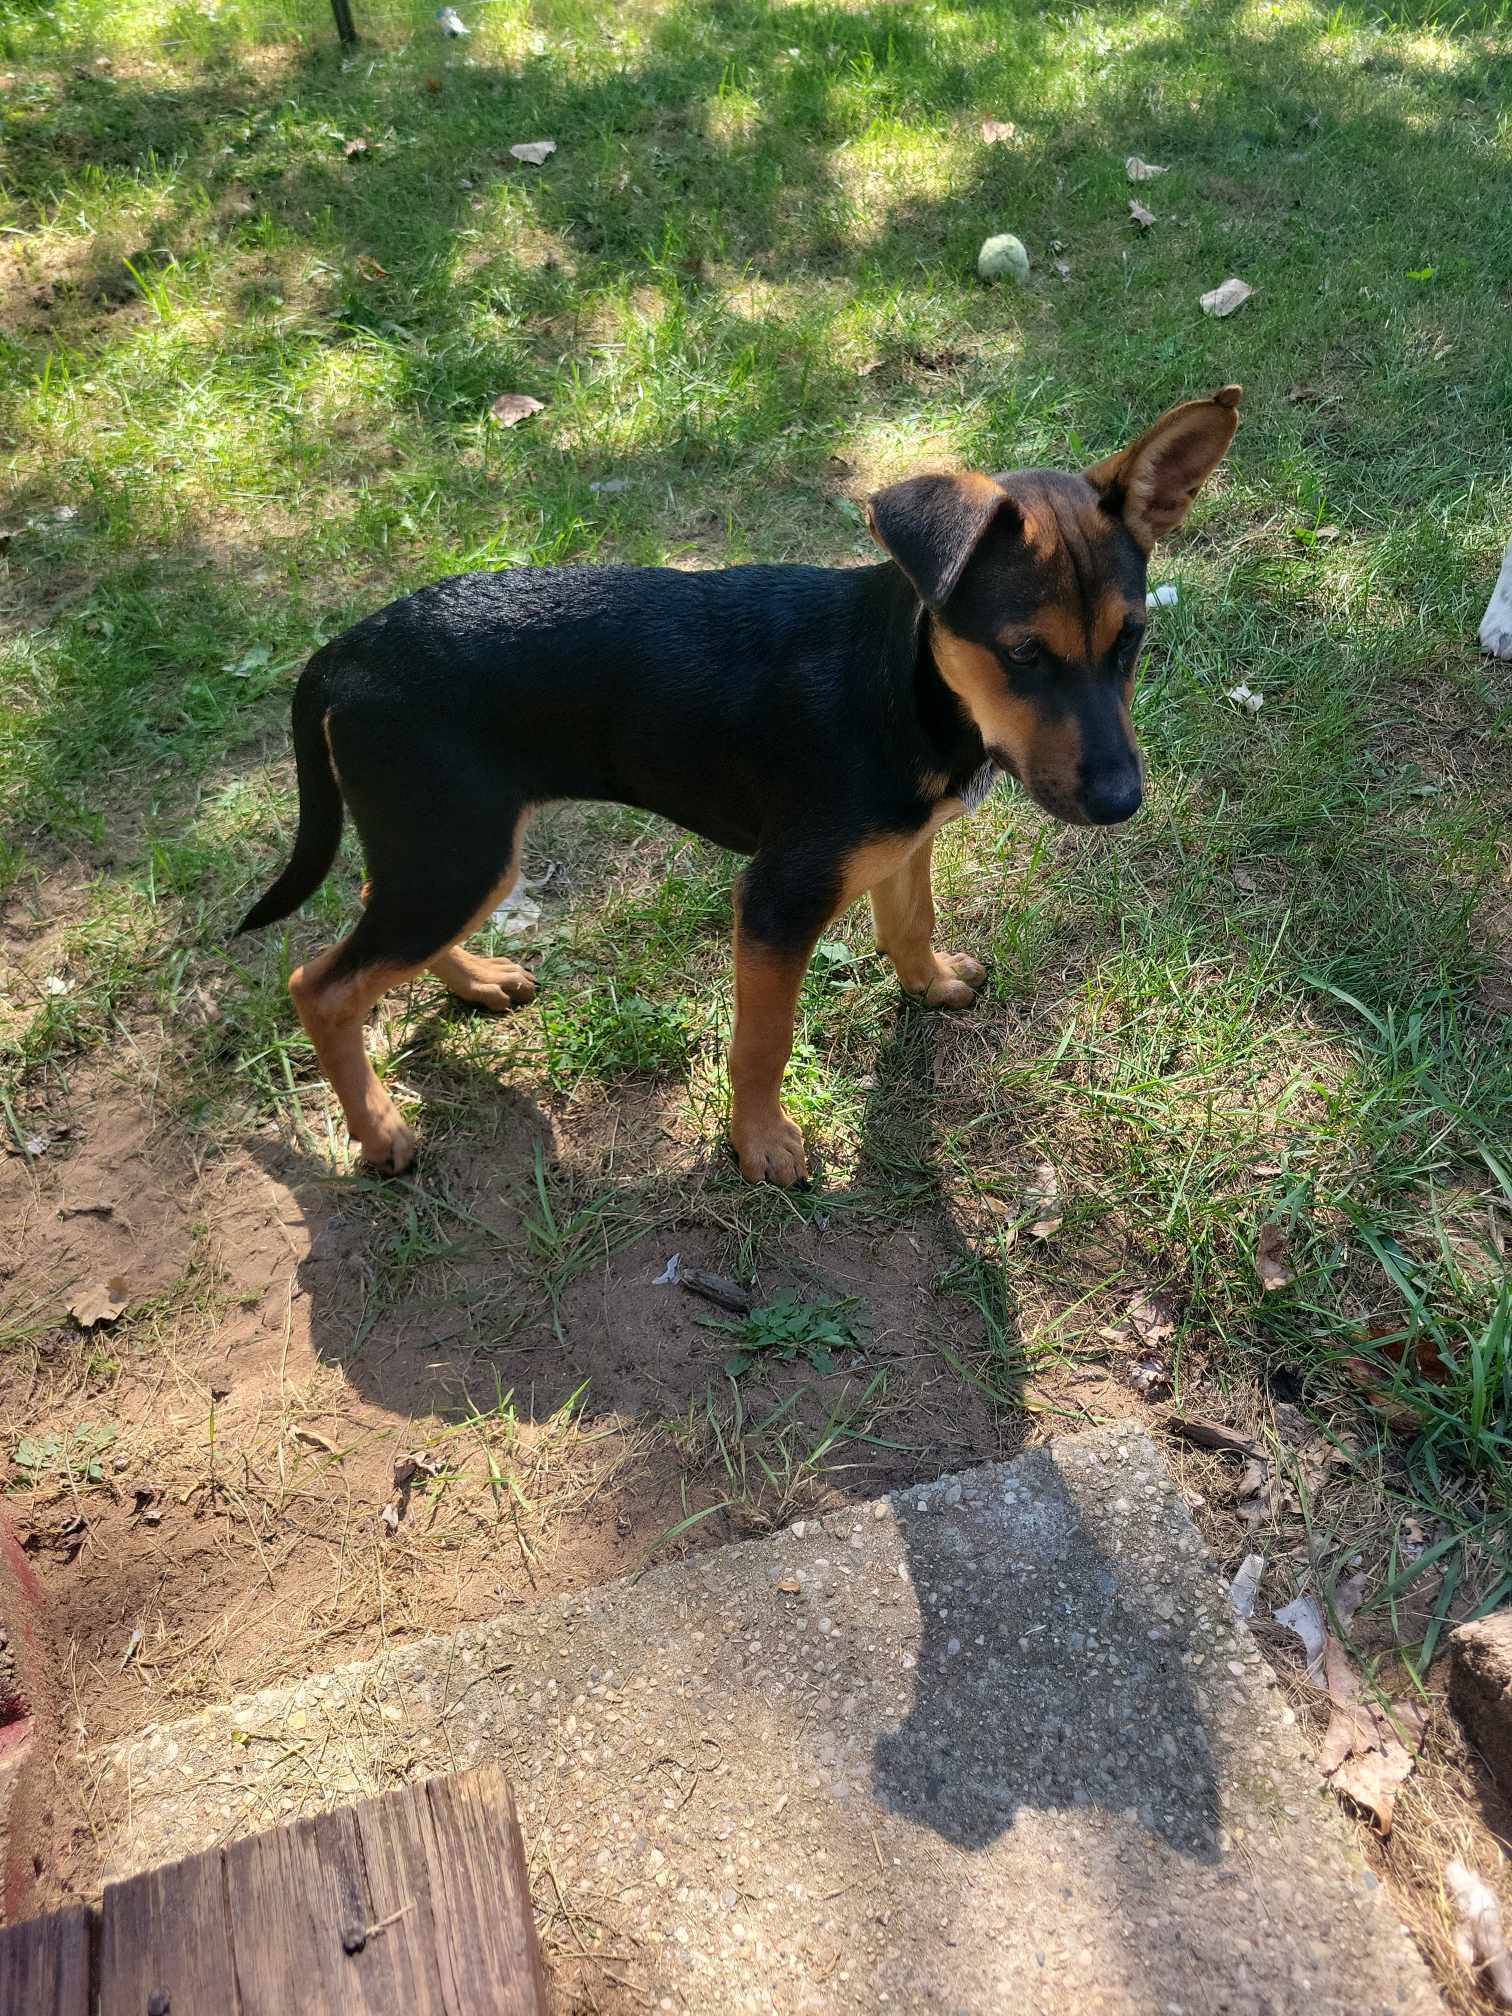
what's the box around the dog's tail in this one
[236,659,344,934]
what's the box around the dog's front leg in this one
[869,831,986,1007]
[728,861,827,1186]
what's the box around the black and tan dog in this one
[239,386,1241,1185]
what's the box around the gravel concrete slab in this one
[98,1427,1440,2014]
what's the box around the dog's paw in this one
[357,1118,418,1177]
[919,951,987,1009]
[730,1110,809,1187]
[440,955,537,1011]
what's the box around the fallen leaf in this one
[1228,1552,1265,1619]
[1328,1703,1423,1834]
[980,118,1017,144]
[1127,1289,1176,1346]
[355,254,389,281]
[1231,865,1260,894]
[509,139,557,165]
[490,392,545,426]
[68,1278,129,1329]
[1200,276,1254,317]
[1446,1860,1512,2007]
[1274,1592,1326,1683]
[1250,1157,1282,1176]
[290,1426,339,1456]
[342,136,370,157]
[380,1499,401,1532]
[1128,1352,1170,1396]
[1341,1327,1451,1433]
[775,1575,802,1594]
[1025,1160,1062,1238]
[1126,155,1168,181]
[1256,1224,1293,1292]
[1129,198,1156,229]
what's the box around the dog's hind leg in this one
[291,795,528,1173]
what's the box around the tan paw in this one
[357,1118,418,1177]
[730,1110,809,1187]
[438,955,537,1011]
[918,951,987,1009]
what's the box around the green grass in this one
[2,0,1511,1594]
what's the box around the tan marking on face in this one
[930,626,1043,781]
[931,621,1097,820]
[1094,589,1134,658]
[1030,602,1084,663]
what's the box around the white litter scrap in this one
[436,6,469,34]
[1226,682,1264,714]
[1228,1552,1265,1619]
[654,1253,682,1286]
[1200,276,1254,318]
[1274,1592,1326,1684]
[490,863,555,940]
[1150,582,1179,608]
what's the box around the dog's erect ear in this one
[1084,385,1241,549]
[865,471,1015,611]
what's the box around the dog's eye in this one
[1004,638,1040,666]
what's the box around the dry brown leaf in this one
[1250,1157,1282,1177]
[509,139,557,165]
[1446,1860,1512,2007]
[980,118,1017,144]
[1200,276,1254,317]
[1127,1289,1175,1346]
[1129,198,1156,229]
[775,1575,802,1594]
[355,254,389,281]
[68,1277,128,1328]
[291,1426,339,1456]
[1328,1709,1421,1835]
[1256,1223,1293,1292]
[1314,1630,1425,1835]
[490,392,545,426]
[1126,155,1167,181]
[1340,1326,1450,1433]
[342,136,370,157]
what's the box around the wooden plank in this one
[225,1795,451,2015]
[99,1844,237,2016]
[0,1902,92,2016]
[417,1767,548,2010]
[97,1765,544,2015]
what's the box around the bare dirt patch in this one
[1,1052,1026,1911]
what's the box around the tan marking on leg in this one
[728,919,811,1188]
[357,814,540,1014]
[289,947,421,1175]
[427,811,538,1010]
[868,833,986,1009]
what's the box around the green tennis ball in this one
[977,233,1030,282]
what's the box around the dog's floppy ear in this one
[1084,385,1241,549]
[865,471,1015,611]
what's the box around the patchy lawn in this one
[2,0,1511,1999]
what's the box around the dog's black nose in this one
[1083,775,1143,825]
